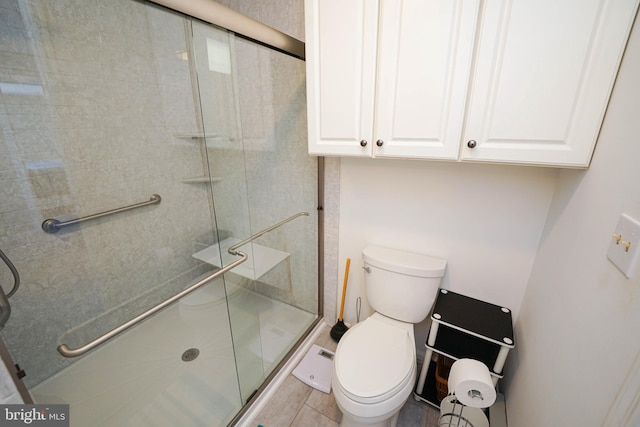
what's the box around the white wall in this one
[337,158,558,354]
[504,17,640,427]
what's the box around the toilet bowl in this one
[333,314,416,427]
[332,245,446,427]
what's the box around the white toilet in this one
[332,245,447,427]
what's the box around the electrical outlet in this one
[607,213,640,278]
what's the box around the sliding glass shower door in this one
[0,1,317,425]
[190,20,318,403]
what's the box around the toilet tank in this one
[362,245,446,323]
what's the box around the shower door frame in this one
[148,0,305,60]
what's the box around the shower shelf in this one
[181,177,223,184]
[192,237,289,280]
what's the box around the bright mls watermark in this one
[1,405,69,426]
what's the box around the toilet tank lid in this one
[362,245,447,277]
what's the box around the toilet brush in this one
[330,258,351,342]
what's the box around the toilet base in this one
[339,407,401,427]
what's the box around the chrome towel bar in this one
[228,211,310,255]
[57,250,248,358]
[42,194,161,234]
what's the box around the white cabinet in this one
[305,0,479,159]
[305,0,377,157]
[461,0,639,167]
[305,0,639,168]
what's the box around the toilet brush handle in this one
[338,258,351,321]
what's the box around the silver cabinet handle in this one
[360,140,368,147]
[376,139,383,147]
[467,140,477,148]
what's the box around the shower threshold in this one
[30,280,314,427]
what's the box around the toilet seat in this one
[334,315,414,404]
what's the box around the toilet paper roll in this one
[447,359,496,408]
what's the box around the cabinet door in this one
[462,0,639,167]
[374,0,479,159]
[305,0,378,156]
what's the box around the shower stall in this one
[0,0,320,425]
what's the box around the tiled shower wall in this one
[1,0,320,396]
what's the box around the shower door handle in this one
[227,211,310,255]
[57,250,248,358]
[57,211,311,357]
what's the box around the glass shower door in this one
[0,1,318,425]
[0,2,247,425]
[190,20,318,403]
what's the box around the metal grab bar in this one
[0,285,10,331]
[42,194,162,234]
[57,251,248,358]
[0,248,20,330]
[228,211,310,255]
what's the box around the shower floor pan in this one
[30,281,314,427]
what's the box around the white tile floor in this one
[251,324,441,427]
[30,280,315,427]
